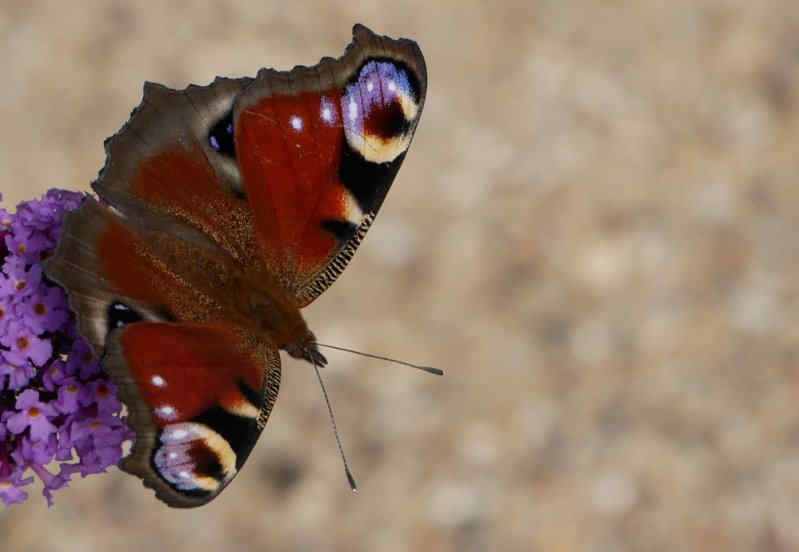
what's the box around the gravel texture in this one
[2,2,799,551]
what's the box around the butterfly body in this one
[43,25,426,507]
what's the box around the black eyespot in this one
[208,111,235,157]
[107,301,142,331]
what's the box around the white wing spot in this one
[290,115,303,131]
[168,452,178,460]
[155,405,178,420]
[348,99,358,122]
[320,97,337,125]
[171,429,189,440]
[367,81,374,92]
[387,80,397,92]
[151,375,166,387]
[178,471,191,479]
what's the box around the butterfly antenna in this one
[316,343,444,376]
[313,360,358,493]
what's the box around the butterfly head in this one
[285,330,327,367]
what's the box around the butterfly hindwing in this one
[105,322,280,507]
[233,24,427,304]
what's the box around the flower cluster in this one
[0,190,133,507]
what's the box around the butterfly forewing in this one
[233,24,427,305]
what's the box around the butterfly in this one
[43,24,427,507]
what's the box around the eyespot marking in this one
[208,111,235,157]
[153,422,237,493]
[107,301,142,331]
[340,60,420,163]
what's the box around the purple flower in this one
[11,432,58,467]
[0,355,36,390]
[0,189,132,507]
[66,338,101,381]
[42,359,69,391]
[30,462,69,507]
[0,471,34,507]
[0,207,13,229]
[84,380,122,414]
[52,378,85,414]
[0,294,11,334]
[6,390,57,442]
[3,320,53,367]
[19,285,68,334]
[0,257,41,299]
[65,413,131,476]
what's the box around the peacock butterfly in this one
[43,24,427,507]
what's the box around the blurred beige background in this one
[3,1,799,551]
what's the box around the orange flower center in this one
[67,384,79,394]
[16,337,29,350]
[15,281,26,291]
[34,302,46,315]
[16,244,26,254]
[28,407,40,418]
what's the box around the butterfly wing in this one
[107,322,280,508]
[44,24,426,507]
[91,24,426,304]
[93,74,261,265]
[46,198,281,507]
[233,24,427,305]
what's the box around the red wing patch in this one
[120,322,263,424]
[96,216,171,307]
[235,90,348,283]
[106,322,281,507]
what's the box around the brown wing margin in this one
[92,74,262,265]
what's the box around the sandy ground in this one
[2,1,799,551]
